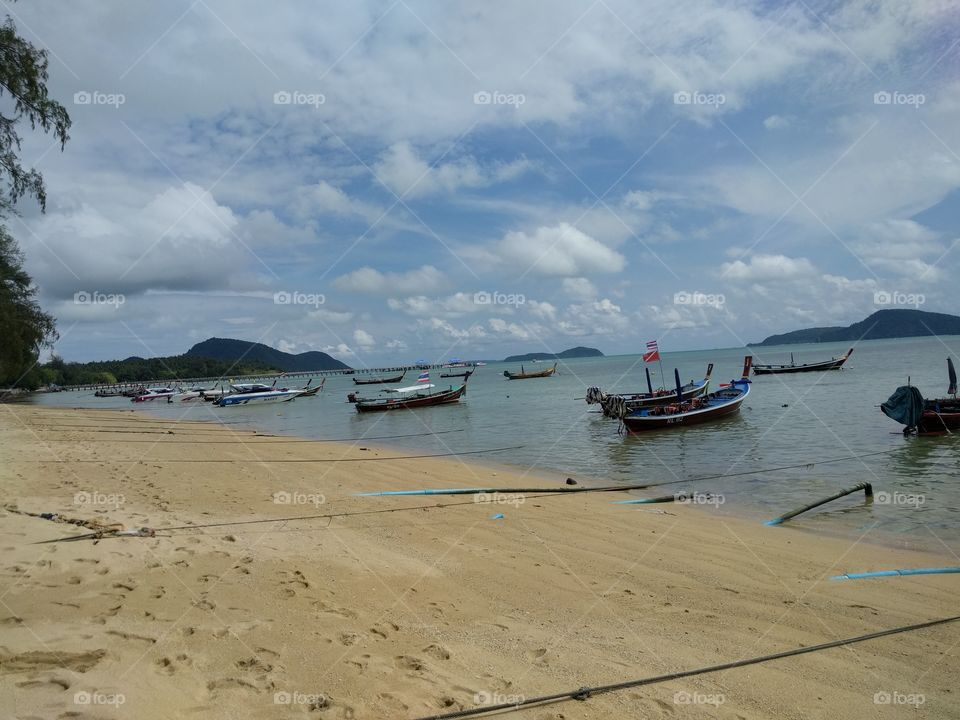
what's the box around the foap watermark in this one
[473,90,525,108]
[674,690,725,707]
[475,492,525,508]
[475,691,525,706]
[674,290,725,309]
[74,90,125,108]
[873,290,924,308]
[74,491,125,509]
[874,690,925,707]
[873,91,925,108]
[273,90,325,108]
[675,491,725,508]
[273,490,326,507]
[274,290,325,308]
[874,491,925,508]
[473,290,525,307]
[74,691,126,707]
[273,691,329,708]
[674,90,725,108]
[74,290,125,308]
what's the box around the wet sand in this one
[0,405,957,718]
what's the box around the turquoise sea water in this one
[34,336,960,546]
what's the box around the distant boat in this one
[353,372,405,385]
[882,358,960,435]
[440,369,474,379]
[753,348,853,375]
[620,357,752,432]
[587,364,714,417]
[94,388,123,397]
[298,378,324,396]
[131,387,176,402]
[503,362,557,380]
[353,380,468,412]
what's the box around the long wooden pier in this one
[62,364,451,392]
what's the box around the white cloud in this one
[763,115,790,130]
[374,142,532,198]
[720,254,816,281]
[333,265,448,295]
[353,329,376,348]
[561,277,598,300]
[497,223,626,276]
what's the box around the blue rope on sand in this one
[831,567,960,580]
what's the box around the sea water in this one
[36,336,960,546]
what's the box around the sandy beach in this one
[1,405,957,719]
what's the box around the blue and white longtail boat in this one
[619,357,752,432]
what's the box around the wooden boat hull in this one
[601,382,708,416]
[440,370,473,379]
[353,373,405,385]
[503,363,557,380]
[753,348,853,375]
[621,386,748,432]
[355,385,466,412]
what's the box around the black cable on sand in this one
[414,615,960,719]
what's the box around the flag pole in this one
[657,354,666,390]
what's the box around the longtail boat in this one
[503,362,557,380]
[353,372,406,385]
[440,369,473,379]
[586,364,713,417]
[354,380,467,412]
[753,348,853,375]
[881,358,960,435]
[298,378,325,396]
[620,357,752,432]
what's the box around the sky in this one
[6,0,960,366]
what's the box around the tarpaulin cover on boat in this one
[881,386,925,428]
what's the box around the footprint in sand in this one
[0,649,105,673]
[16,676,72,691]
[206,677,261,695]
[394,655,427,672]
[338,632,361,646]
[311,600,357,619]
[106,630,156,644]
[422,644,451,661]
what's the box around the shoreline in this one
[1,405,957,719]
[131,400,960,555]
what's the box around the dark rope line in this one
[14,428,468,444]
[358,448,904,498]
[414,615,960,719]
[30,445,525,463]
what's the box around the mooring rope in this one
[413,615,960,719]
[30,445,525,464]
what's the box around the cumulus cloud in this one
[374,142,531,198]
[720,254,816,281]
[333,265,448,295]
[497,223,626,276]
[353,329,376,348]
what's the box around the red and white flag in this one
[417,371,430,383]
[643,340,660,363]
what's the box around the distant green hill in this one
[503,346,603,362]
[186,338,351,371]
[40,353,278,386]
[753,309,960,346]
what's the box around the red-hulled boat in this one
[882,358,960,435]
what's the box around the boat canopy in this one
[881,386,925,427]
[386,383,436,393]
